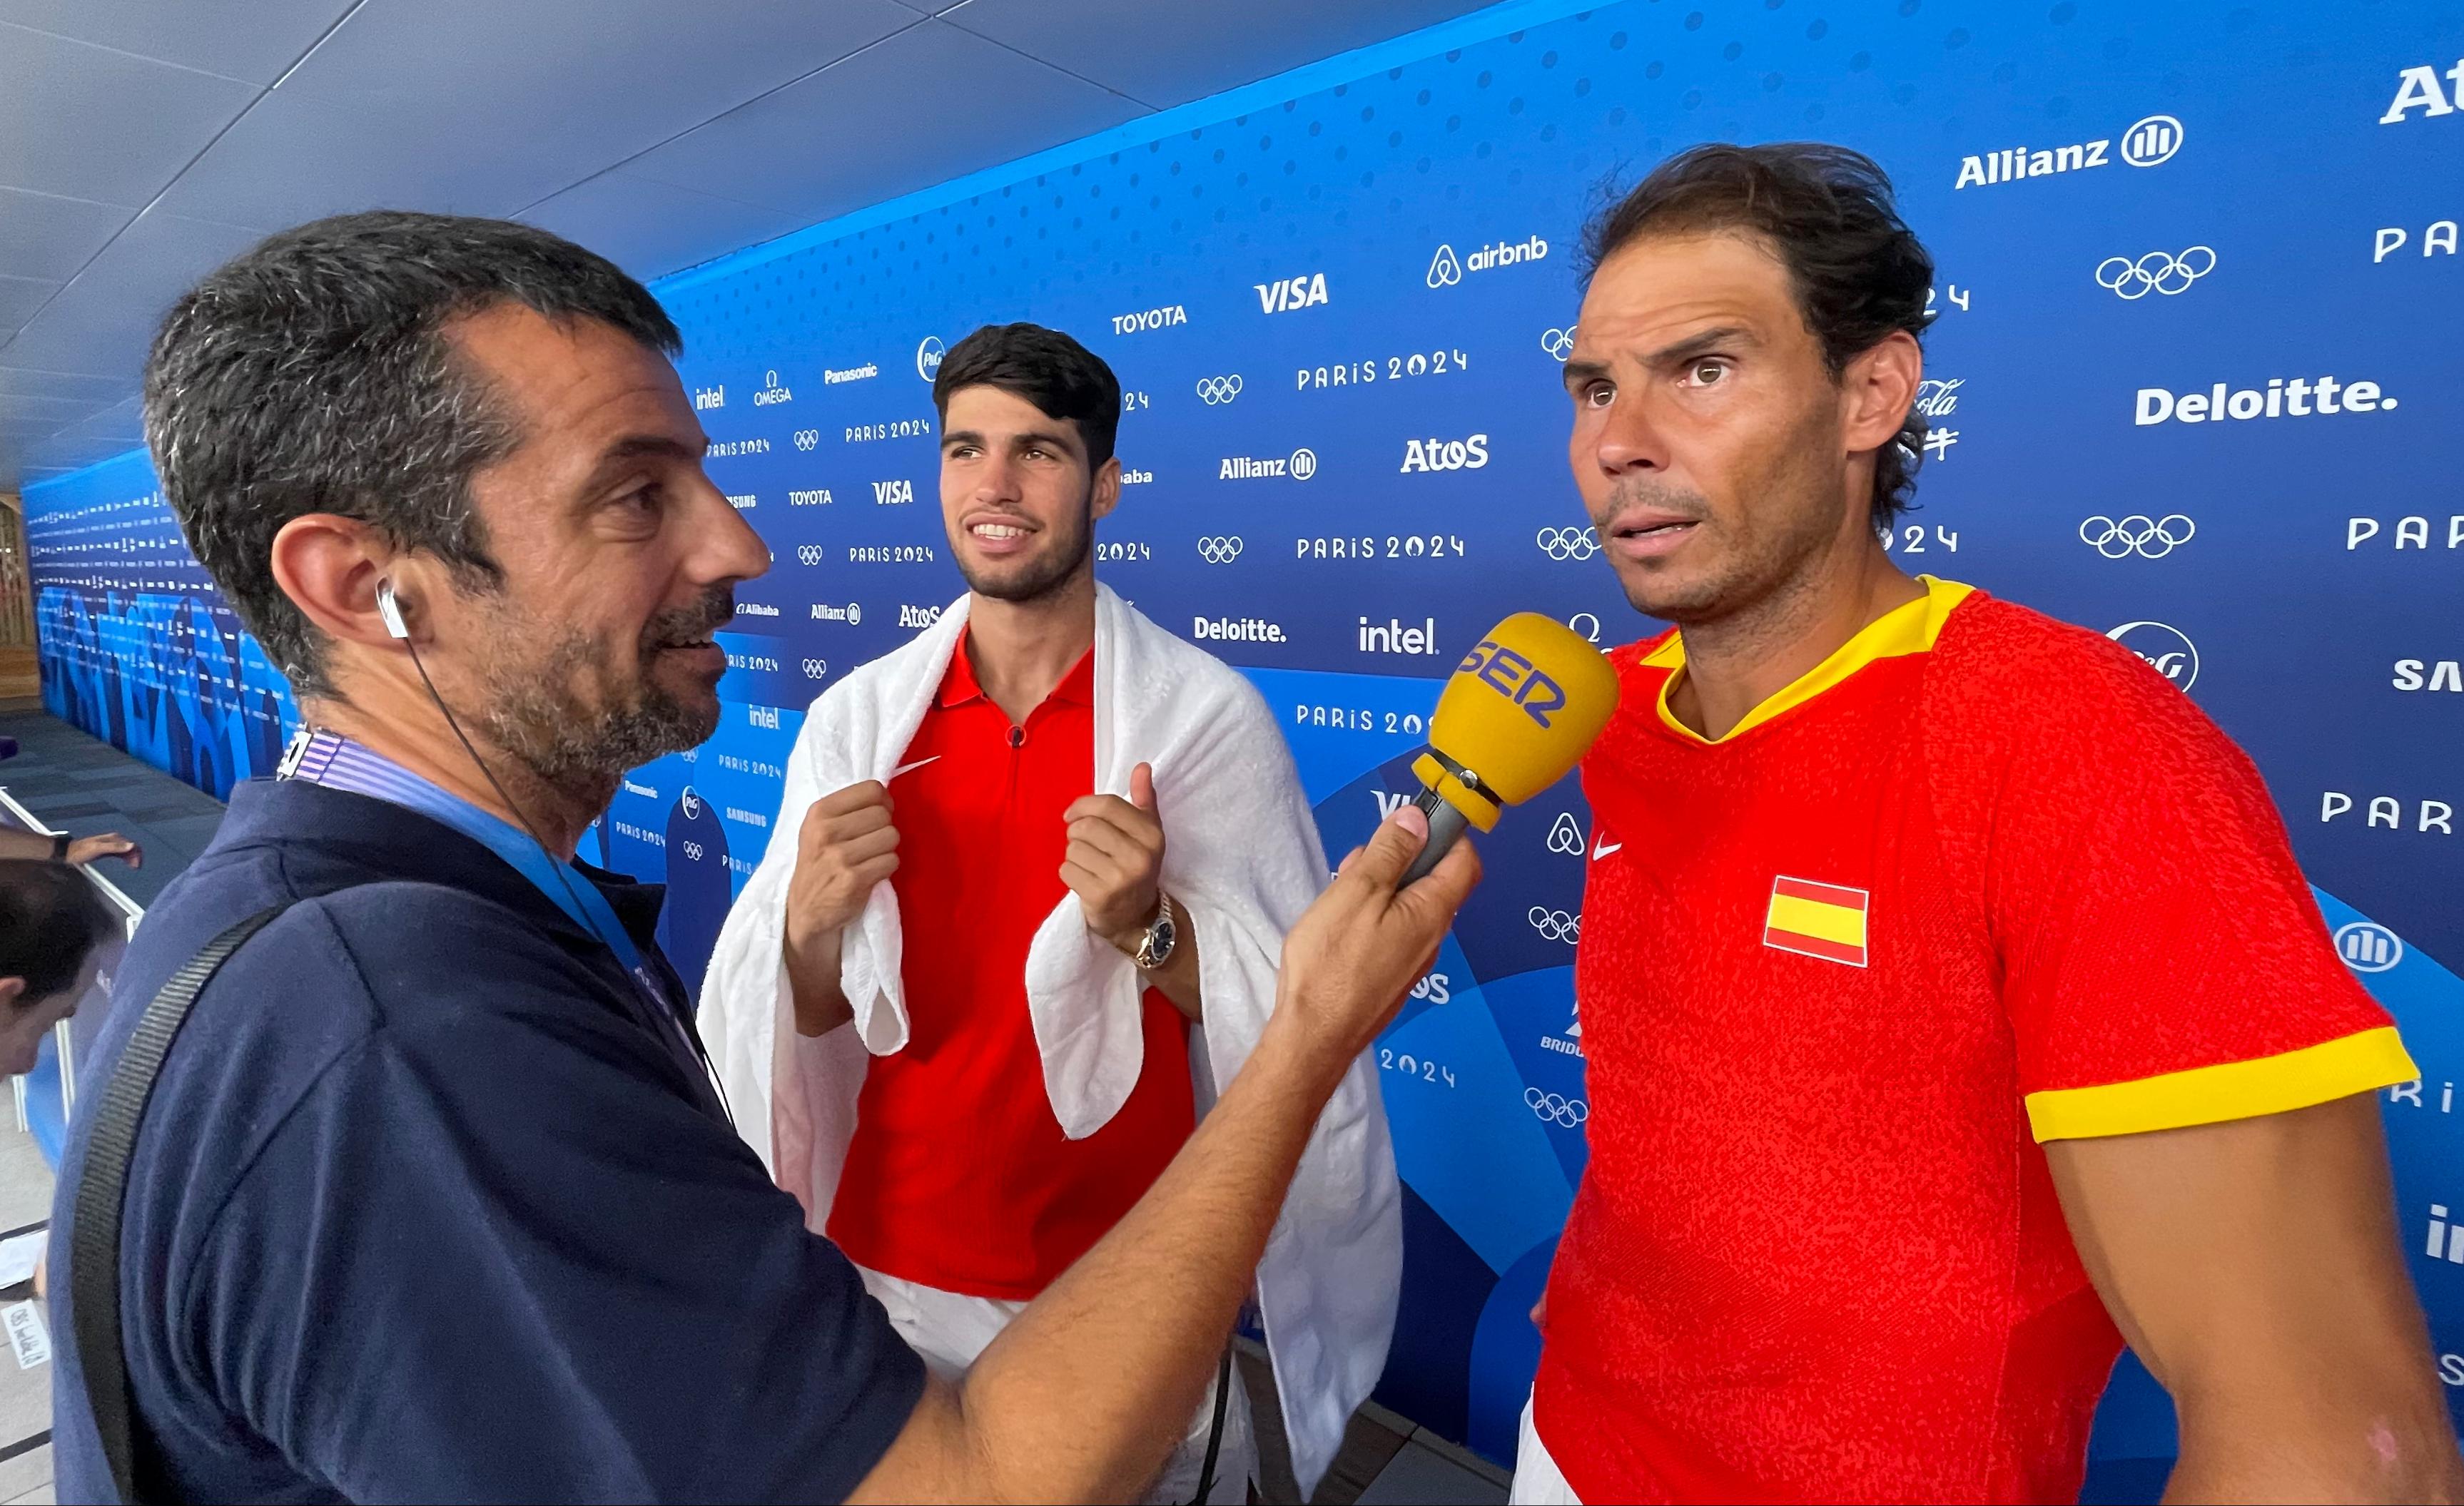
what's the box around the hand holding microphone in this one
[1398,613,1623,885]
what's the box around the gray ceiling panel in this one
[0,24,260,205]
[19,430,138,474]
[943,0,1493,106]
[0,210,270,379]
[0,390,103,428]
[156,0,921,232]
[520,172,808,284]
[0,186,131,284]
[0,367,133,404]
[0,273,59,335]
[622,19,1143,223]
[0,0,356,85]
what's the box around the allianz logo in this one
[810,601,862,624]
[2381,56,2464,123]
[1401,433,1489,474]
[2321,791,2455,835]
[1221,448,1317,481]
[898,604,943,629]
[1955,113,2181,188]
[2137,374,2395,424]
[789,488,834,506]
[726,494,757,510]
[754,370,793,407]
[2347,516,2464,550]
[1359,616,1439,656]
[1195,615,1287,643]
[1256,273,1329,313]
[1426,235,1549,288]
[1112,305,1188,335]
[736,601,780,618]
[1121,468,1154,484]
[693,385,725,410]
[621,779,659,800]
[873,478,916,504]
[825,362,879,385]
[2394,659,2464,693]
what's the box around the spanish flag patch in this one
[1763,876,1870,967]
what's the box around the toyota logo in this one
[793,429,819,451]
[2121,113,2185,168]
[915,336,945,381]
[1195,375,1244,405]
[1540,326,1577,361]
[1289,447,1318,481]
[1195,536,1244,564]
[1536,526,1601,561]
[2096,246,2216,300]
[2079,514,2196,559]
[1426,243,1463,289]
[1528,907,1581,943]
[2105,620,2200,690]
[1525,1087,1590,1127]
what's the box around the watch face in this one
[1145,910,1177,966]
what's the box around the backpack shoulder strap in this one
[71,902,296,1506]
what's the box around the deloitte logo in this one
[2334,920,2403,973]
[1219,447,1317,481]
[2106,621,2199,691]
[915,337,945,381]
[2135,374,2396,426]
[1428,235,1548,288]
[1195,614,1287,643]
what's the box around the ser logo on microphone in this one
[1456,638,1569,729]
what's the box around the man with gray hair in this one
[46,210,1477,1503]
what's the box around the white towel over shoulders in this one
[699,582,1399,1495]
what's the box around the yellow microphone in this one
[1399,613,1623,885]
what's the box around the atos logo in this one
[1401,434,1489,474]
[1255,273,1329,313]
[898,604,943,630]
[2106,621,2200,690]
[1457,638,1571,728]
[915,337,945,381]
[873,479,914,505]
[2381,57,2464,123]
[2335,921,2404,973]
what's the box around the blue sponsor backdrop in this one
[21,0,2464,1492]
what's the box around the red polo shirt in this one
[826,633,1196,1300]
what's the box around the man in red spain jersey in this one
[1511,142,2464,1505]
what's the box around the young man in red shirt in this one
[704,323,1399,1502]
[1514,143,2463,1504]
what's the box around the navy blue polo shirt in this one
[49,778,923,1503]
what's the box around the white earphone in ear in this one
[376,579,410,641]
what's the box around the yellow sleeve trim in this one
[2024,1026,2417,1143]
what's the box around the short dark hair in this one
[143,210,683,696]
[1579,143,1935,529]
[931,323,1121,468]
[0,859,116,1002]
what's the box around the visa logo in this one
[1457,639,1568,728]
[873,479,914,505]
[1256,273,1329,314]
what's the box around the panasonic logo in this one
[1194,615,1287,643]
[825,363,879,384]
[622,780,659,800]
[1112,305,1188,335]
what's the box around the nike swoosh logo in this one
[1591,837,1622,860]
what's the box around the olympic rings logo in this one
[2095,246,2215,300]
[792,429,819,451]
[2079,514,2196,559]
[1195,536,1244,564]
[1528,907,1581,943]
[1539,326,1577,361]
[1194,375,1244,405]
[801,658,829,680]
[1536,526,1600,561]
[796,544,824,566]
[1526,1087,1589,1127]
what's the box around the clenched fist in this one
[784,780,900,1035]
[1061,762,1167,954]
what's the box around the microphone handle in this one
[1398,785,1473,887]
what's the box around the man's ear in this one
[1089,455,1125,524]
[268,514,424,650]
[1842,330,1924,457]
[0,977,27,1009]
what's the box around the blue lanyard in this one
[278,728,676,1029]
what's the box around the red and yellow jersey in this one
[1533,576,2411,1505]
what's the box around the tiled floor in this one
[0,714,1516,1505]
